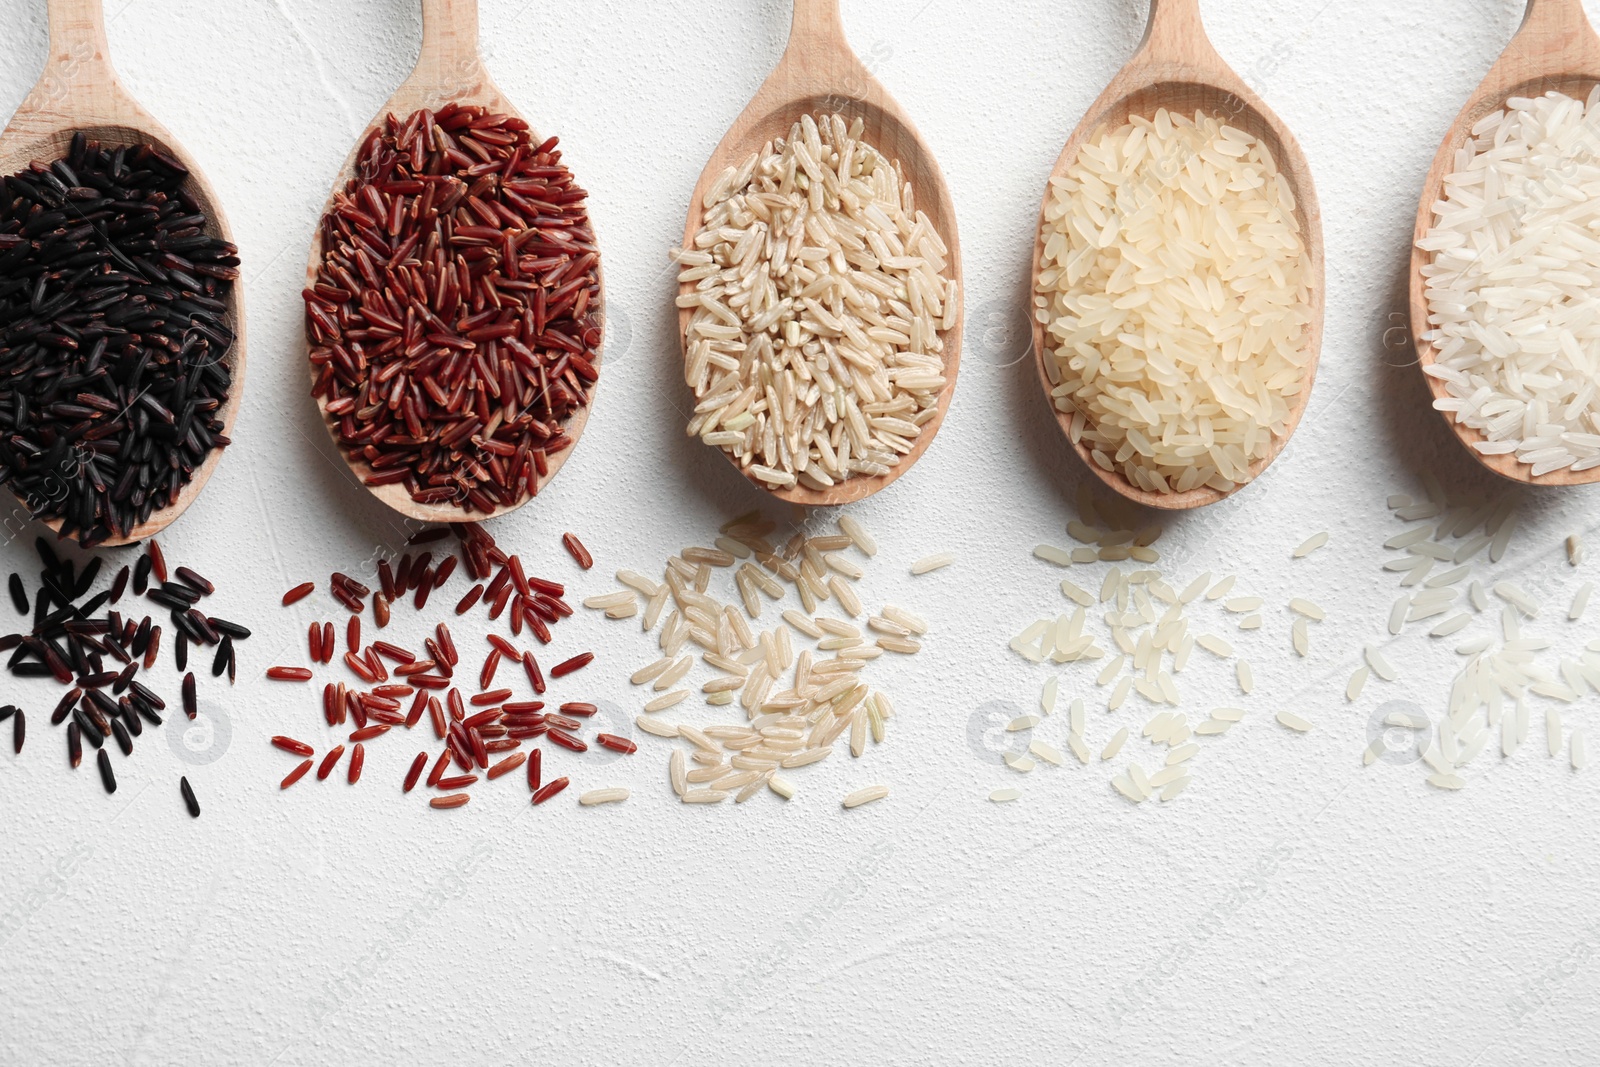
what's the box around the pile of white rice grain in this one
[1034,108,1312,495]
[587,511,926,807]
[1003,486,1326,806]
[1360,478,1598,786]
[1418,89,1600,477]
[677,113,959,492]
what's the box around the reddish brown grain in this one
[562,533,593,570]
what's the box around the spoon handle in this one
[1498,0,1600,81]
[46,0,110,66]
[41,0,114,87]
[771,0,873,100]
[785,0,847,55]
[1139,0,1209,63]
[1520,0,1593,34]
[15,0,119,124]
[414,0,484,95]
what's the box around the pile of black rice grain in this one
[0,133,240,547]
[3,536,248,816]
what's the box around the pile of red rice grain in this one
[304,104,602,515]
[267,524,627,808]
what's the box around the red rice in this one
[403,751,428,792]
[531,777,568,805]
[317,745,346,780]
[271,736,314,757]
[562,533,593,570]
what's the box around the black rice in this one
[173,566,213,596]
[96,748,115,793]
[73,707,104,748]
[119,697,141,737]
[0,135,240,547]
[8,573,26,614]
[110,716,132,755]
[179,776,199,817]
[3,536,242,813]
[51,688,79,724]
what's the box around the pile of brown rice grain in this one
[676,112,959,492]
[1034,107,1311,495]
[587,511,927,806]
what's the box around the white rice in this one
[1346,665,1369,702]
[1365,645,1399,681]
[1276,710,1313,733]
[1294,532,1329,558]
[1159,777,1192,802]
[1288,598,1325,621]
[1034,107,1311,496]
[1419,90,1600,478]
[1030,740,1066,766]
[579,788,629,806]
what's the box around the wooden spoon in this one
[678,0,964,508]
[1409,0,1600,487]
[1029,0,1324,511]
[304,0,604,524]
[0,0,247,546]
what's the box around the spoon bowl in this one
[1409,0,1600,487]
[0,0,246,546]
[1030,0,1323,511]
[679,0,964,508]
[304,0,604,525]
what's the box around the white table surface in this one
[3,1,1599,1064]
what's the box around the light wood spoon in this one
[1030,0,1324,511]
[0,0,247,546]
[304,0,604,524]
[1409,0,1600,487]
[678,0,964,508]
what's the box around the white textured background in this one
[2,1,1599,1064]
